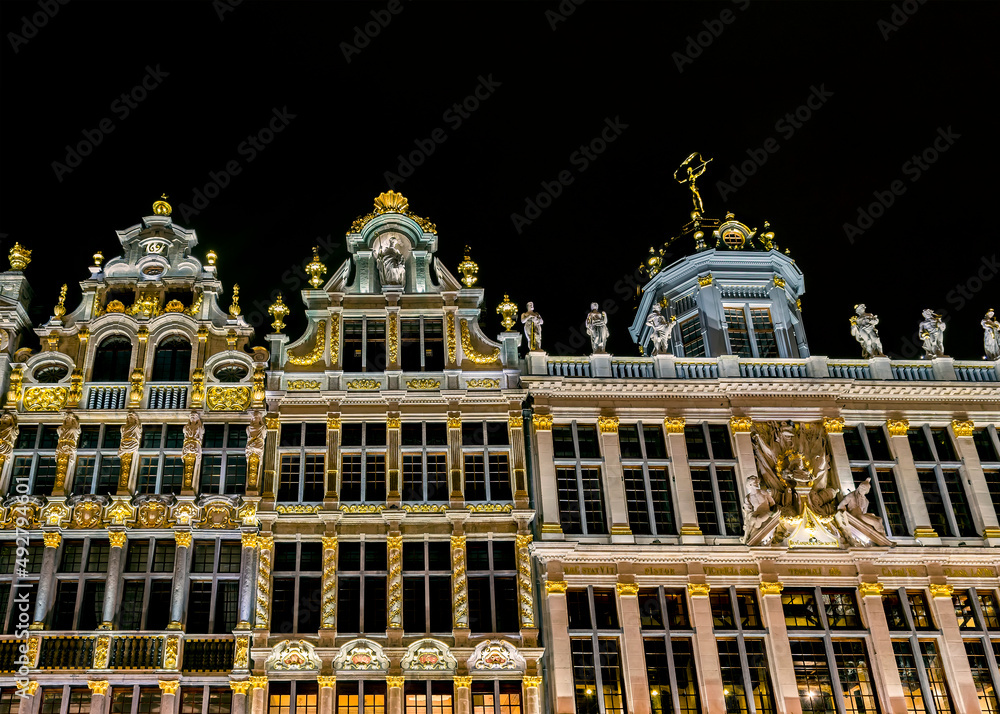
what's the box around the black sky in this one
[1,1,997,362]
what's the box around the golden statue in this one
[674,152,713,216]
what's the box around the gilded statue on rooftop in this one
[521,302,543,351]
[674,152,712,216]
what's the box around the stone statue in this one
[918,308,946,358]
[836,478,884,532]
[751,421,837,518]
[183,412,204,456]
[375,236,406,287]
[246,410,266,461]
[119,411,142,456]
[0,411,18,460]
[585,302,609,354]
[983,309,999,361]
[521,302,543,351]
[849,304,884,358]
[56,412,80,456]
[742,475,776,541]
[645,304,677,356]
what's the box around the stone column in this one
[522,676,542,714]
[14,682,38,714]
[544,580,575,714]
[822,417,856,495]
[598,416,632,542]
[452,534,469,631]
[758,582,801,714]
[387,676,404,714]
[664,418,702,543]
[317,676,336,714]
[100,530,127,628]
[448,412,464,508]
[886,419,936,541]
[31,532,61,628]
[387,534,403,631]
[856,583,907,714]
[321,535,338,633]
[261,414,280,499]
[238,532,257,627]
[87,680,110,714]
[230,681,252,714]
[615,583,650,714]
[950,419,1000,539]
[928,583,981,713]
[533,414,562,537]
[254,534,274,630]
[168,531,192,629]
[729,417,757,500]
[687,583,725,713]
[387,413,401,505]
[453,677,472,714]
[158,681,180,714]
[325,415,341,506]
[509,413,529,509]
[249,677,268,714]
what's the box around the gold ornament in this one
[952,419,975,437]
[759,581,784,595]
[206,250,217,266]
[822,417,845,434]
[663,417,686,434]
[152,194,172,216]
[164,300,184,313]
[697,274,713,287]
[158,681,180,695]
[496,294,517,331]
[105,299,125,313]
[406,378,441,389]
[928,583,954,598]
[346,379,381,390]
[207,386,251,411]
[8,243,31,271]
[53,284,68,319]
[616,582,639,596]
[268,294,289,332]
[687,583,711,597]
[597,416,619,434]
[287,321,326,365]
[453,677,473,689]
[544,580,568,594]
[287,380,321,390]
[23,387,68,412]
[458,247,479,288]
[532,414,553,431]
[858,582,884,597]
[87,680,110,696]
[229,284,242,317]
[730,416,753,433]
[460,319,500,364]
[306,247,327,289]
[886,419,909,437]
[467,378,500,389]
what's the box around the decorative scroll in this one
[516,534,534,628]
[321,536,337,628]
[207,386,251,412]
[460,319,500,364]
[23,387,68,412]
[451,535,469,628]
[387,536,403,628]
[255,534,274,628]
[286,321,326,366]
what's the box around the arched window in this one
[92,335,133,382]
[152,337,192,382]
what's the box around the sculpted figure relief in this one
[119,411,142,455]
[183,412,204,455]
[742,475,776,540]
[983,309,1000,361]
[57,412,81,455]
[0,411,18,460]
[751,421,838,519]
[520,302,543,351]
[836,478,885,533]
[918,308,946,358]
[645,304,677,356]
[246,411,266,460]
[585,302,609,354]
[849,304,884,358]
[375,236,406,287]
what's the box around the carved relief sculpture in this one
[375,235,406,287]
[836,478,885,533]
[117,411,142,491]
[849,303,884,358]
[0,411,18,471]
[182,412,204,490]
[645,304,677,356]
[55,411,81,493]
[245,411,266,489]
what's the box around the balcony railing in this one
[37,636,95,669]
[611,358,654,379]
[86,384,128,409]
[675,359,720,379]
[182,637,235,672]
[828,362,872,380]
[547,358,592,377]
[147,384,189,409]
[956,363,999,382]
[739,360,808,379]
[891,364,934,381]
[0,633,232,672]
[109,635,163,669]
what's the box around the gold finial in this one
[206,250,217,267]
[268,294,289,332]
[53,284,68,319]
[306,247,327,289]
[93,252,104,267]
[229,284,241,317]
[761,221,776,250]
[497,294,517,331]
[152,194,172,216]
[674,152,712,216]
[8,243,31,271]
[640,247,663,278]
[458,246,479,288]
[373,190,409,214]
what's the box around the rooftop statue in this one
[983,308,999,361]
[585,302,609,354]
[645,304,677,356]
[674,152,712,216]
[918,308,946,359]
[849,303,884,358]
[521,302,543,351]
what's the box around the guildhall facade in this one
[0,189,999,714]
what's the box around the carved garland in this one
[452,535,469,628]
[286,321,326,366]
[460,319,500,365]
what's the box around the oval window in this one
[214,364,249,382]
[34,364,69,383]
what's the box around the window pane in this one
[643,426,667,460]
[790,640,836,713]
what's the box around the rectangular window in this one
[340,424,388,503]
[199,423,248,495]
[725,307,752,358]
[790,640,836,713]
[966,640,1000,713]
[336,541,386,634]
[680,315,705,358]
[920,641,956,713]
[620,422,674,537]
[402,541,452,634]
[685,424,741,537]
[467,541,518,634]
[750,308,779,358]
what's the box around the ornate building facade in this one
[0,187,999,714]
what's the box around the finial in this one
[152,194,172,216]
[8,243,31,271]
[373,190,409,214]
[458,246,479,288]
[761,221,776,250]
[53,284,68,319]
[93,252,104,267]
[229,284,241,317]
[268,294,289,332]
[497,294,517,331]
[206,250,217,267]
[640,247,663,279]
[306,247,327,289]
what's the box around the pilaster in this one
[509,412,529,508]
[533,414,562,537]
[758,582,801,714]
[100,530,127,628]
[387,413,401,505]
[823,417,856,494]
[254,533,274,630]
[320,534,338,641]
[158,681,180,714]
[448,411,464,507]
[31,531,61,628]
[325,414,341,506]
[856,582,907,714]
[318,677,336,714]
[238,533,258,627]
[544,578,574,714]
[168,530,192,629]
[597,416,632,542]
[615,582,649,714]
[950,419,1000,541]
[687,583,725,713]
[927,583,981,713]
[664,418,701,542]
[886,419,937,542]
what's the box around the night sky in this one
[2,1,997,362]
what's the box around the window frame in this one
[619,421,674,537]
[117,536,176,631]
[908,424,976,539]
[462,421,513,504]
[710,586,776,714]
[466,539,518,635]
[336,539,387,635]
[684,423,742,538]
[553,421,607,536]
[270,540,323,635]
[722,303,781,359]
[277,422,327,503]
[8,423,59,496]
[844,424,908,537]
[186,538,241,634]
[398,315,445,372]
[199,422,249,496]
[340,423,387,504]
[400,421,449,504]
[135,423,186,496]
[567,585,628,714]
